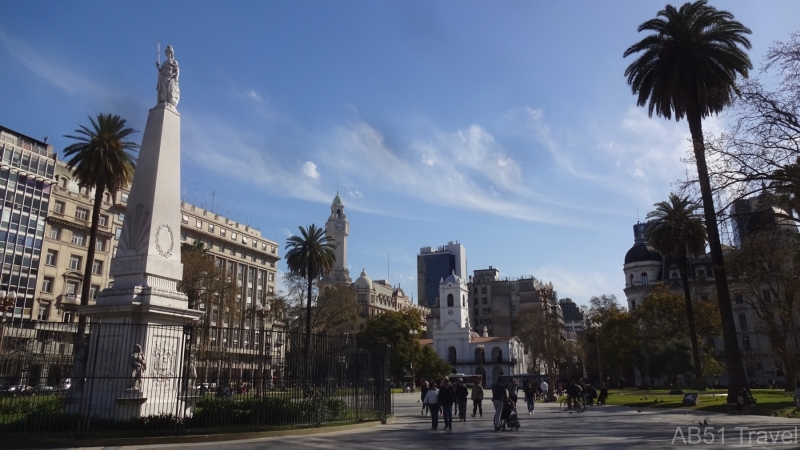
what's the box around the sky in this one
[2,1,799,307]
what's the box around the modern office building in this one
[417,241,466,308]
[559,298,585,337]
[0,126,56,322]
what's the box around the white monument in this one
[74,45,202,420]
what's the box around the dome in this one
[355,269,373,289]
[624,243,662,265]
[745,206,798,236]
[332,193,343,206]
[443,271,461,285]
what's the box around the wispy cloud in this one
[301,161,320,179]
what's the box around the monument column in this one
[75,45,202,420]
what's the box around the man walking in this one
[471,377,484,417]
[438,377,456,431]
[540,379,549,402]
[491,378,507,432]
[455,378,469,422]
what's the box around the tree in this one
[283,273,359,335]
[358,310,425,380]
[62,113,137,351]
[728,228,800,391]
[513,304,565,376]
[284,224,336,380]
[416,345,453,382]
[646,193,708,389]
[585,295,641,387]
[624,0,753,398]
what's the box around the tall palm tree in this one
[284,224,336,382]
[624,0,752,399]
[63,113,137,349]
[647,193,708,390]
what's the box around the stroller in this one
[500,403,521,431]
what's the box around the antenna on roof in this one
[637,207,639,223]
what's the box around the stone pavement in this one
[61,393,800,450]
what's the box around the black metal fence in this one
[0,321,392,440]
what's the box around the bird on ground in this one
[637,410,642,413]
[645,397,648,400]
[698,421,704,427]
[703,419,708,426]
[568,412,573,415]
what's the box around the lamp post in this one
[254,302,271,398]
[589,321,603,385]
[408,329,418,391]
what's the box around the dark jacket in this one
[439,385,456,406]
[455,384,469,402]
[491,382,506,401]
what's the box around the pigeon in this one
[684,411,687,415]
[699,421,704,427]
[645,397,648,400]
[637,410,642,413]
[640,398,643,400]
[568,412,573,415]
[704,419,708,426]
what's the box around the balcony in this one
[59,294,81,305]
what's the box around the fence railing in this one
[0,321,392,440]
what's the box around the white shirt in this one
[540,381,549,392]
[424,388,440,404]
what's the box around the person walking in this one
[471,378,484,417]
[524,381,536,415]
[423,383,440,429]
[438,377,456,430]
[420,380,430,415]
[455,378,469,422]
[508,378,519,409]
[540,379,549,402]
[491,379,508,432]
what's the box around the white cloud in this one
[347,190,364,199]
[301,161,321,179]
[247,90,262,101]
[279,227,293,238]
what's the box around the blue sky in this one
[2,1,798,306]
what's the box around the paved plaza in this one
[54,393,800,450]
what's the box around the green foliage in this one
[358,310,425,379]
[416,344,453,382]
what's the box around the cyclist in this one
[565,380,583,410]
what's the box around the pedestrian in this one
[455,378,469,422]
[420,380,430,415]
[539,379,549,402]
[423,383,440,429]
[471,377,484,417]
[524,381,536,415]
[438,377,456,430]
[491,378,508,432]
[508,378,519,408]
[598,385,608,405]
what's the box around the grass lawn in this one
[602,389,799,418]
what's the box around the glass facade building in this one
[417,251,455,307]
[0,126,56,322]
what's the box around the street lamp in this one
[254,302,271,397]
[409,329,418,390]
[589,321,603,385]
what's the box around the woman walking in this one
[471,378,484,417]
[524,381,536,415]
[420,380,430,415]
[508,378,520,409]
[423,383,440,429]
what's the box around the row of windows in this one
[182,232,275,267]
[47,226,108,251]
[54,177,127,203]
[182,214,277,254]
[52,201,117,226]
[0,145,55,178]
[44,249,104,274]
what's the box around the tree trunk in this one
[679,254,705,391]
[304,268,312,393]
[686,111,747,400]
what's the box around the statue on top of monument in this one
[156,45,180,107]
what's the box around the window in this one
[66,280,79,295]
[37,304,49,321]
[231,232,238,240]
[103,192,110,203]
[268,286,274,294]
[738,314,747,331]
[113,246,117,257]
[182,214,189,224]
[762,290,771,302]
[196,219,202,228]
[734,293,743,304]
[45,250,58,266]
[474,287,478,294]
[629,274,634,286]
[180,231,187,241]
[42,277,54,293]
[448,346,457,364]
[115,227,122,240]
[121,193,128,203]
[49,226,60,240]
[92,260,103,275]
[671,272,678,282]
[481,286,487,294]
[96,238,106,251]
[118,213,125,221]
[63,310,74,323]
[447,293,454,307]
[59,177,68,188]
[631,300,636,311]
[268,272,274,282]
[71,233,85,246]
[208,224,215,233]
[742,336,751,351]
[75,208,89,220]
[220,228,226,237]
[53,201,65,214]
[482,297,487,304]
[242,236,248,244]
[69,255,82,271]
[252,240,258,248]
[641,273,648,286]
[90,284,100,300]
[98,215,108,227]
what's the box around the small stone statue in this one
[185,356,197,391]
[129,344,147,390]
[156,45,180,107]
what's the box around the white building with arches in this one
[420,272,526,386]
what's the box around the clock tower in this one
[323,192,351,284]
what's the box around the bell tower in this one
[324,192,351,284]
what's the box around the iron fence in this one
[0,321,392,440]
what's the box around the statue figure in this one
[185,355,197,392]
[156,45,180,107]
[129,344,147,390]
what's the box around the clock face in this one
[335,221,345,231]
[448,309,453,315]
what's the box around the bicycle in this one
[559,396,586,413]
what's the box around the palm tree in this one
[624,0,752,399]
[646,193,708,390]
[284,224,336,382]
[63,114,137,349]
